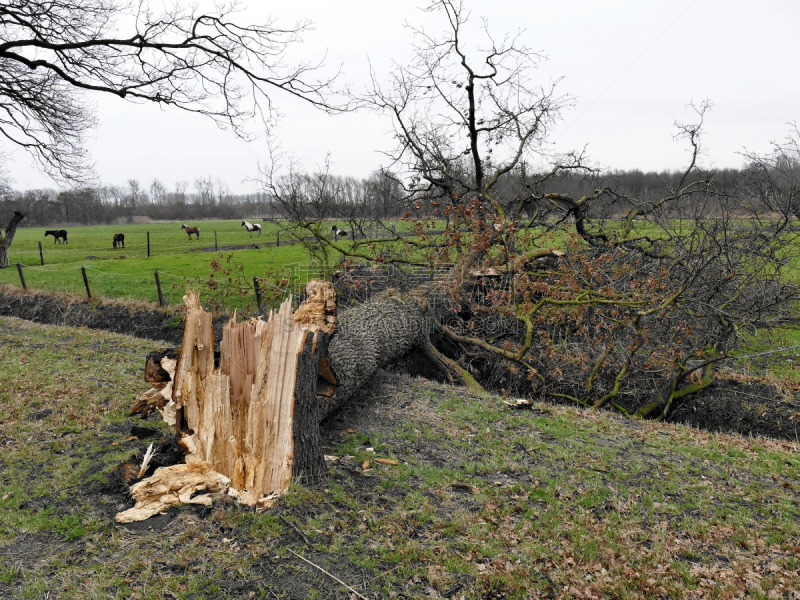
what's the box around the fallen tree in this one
[124,280,444,518]
[263,1,800,422]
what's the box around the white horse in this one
[331,225,347,239]
[241,220,262,237]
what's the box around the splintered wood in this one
[128,352,177,419]
[115,462,230,523]
[293,280,337,334]
[119,283,336,522]
[172,285,333,504]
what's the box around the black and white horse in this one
[241,220,262,237]
[331,225,347,239]
[44,229,68,244]
[181,224,200,240]
[112,233,125,249]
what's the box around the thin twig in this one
[280,515,310,547]
[729,343,800,361]
[287,549,368,600]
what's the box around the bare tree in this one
[740,123,800,223]
[361,0,576,218]
[0,210,23,268]
[0,0,341,265]
[195,176,216,209]
[149,179,167,207]
[18,189,58,226]
[172,181,189,208]
[274,0,800,421]
[0,0,341,184]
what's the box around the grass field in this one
[0,218,432,311]
[0,316,798,599]
[0,220,336,310]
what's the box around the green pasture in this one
[2,218,799,352]
[0,218,434,310]
[8,220,286,265]
[0,220,352,310]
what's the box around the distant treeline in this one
[0,166,760,227]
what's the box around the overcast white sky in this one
[5,0,800,193]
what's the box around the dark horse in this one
[44,230,68,244]
[113,233,125,249]
[181,224,200,240]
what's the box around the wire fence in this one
[4,226,437,314]
[7,258,339,316]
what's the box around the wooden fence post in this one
[276,232,280,247]
[147,232,151,258]
[253,276,263,314]
[81,266,91,299]
[38,242,44,266]
[215,230,218,252]
[154,270,166,306]
[16,263,26,290]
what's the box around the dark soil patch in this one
[669,378,800,440]
[0,286,231,347]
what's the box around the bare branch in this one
[0,0,344,183]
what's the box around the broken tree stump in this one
[129,281,434,511]
[128,348,179,419]
[171,289,329,504]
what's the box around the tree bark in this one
[0,211,25,269]
[318,298,428,419]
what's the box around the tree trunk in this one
[0,211,25,269]
[132,283,429,509]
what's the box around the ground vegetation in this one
[0,316,798,599]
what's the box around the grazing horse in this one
[241,220,262,237]
[331,225,347,239]
[112,233,125,249]
[181,224,200,240]
[44,229,68,244]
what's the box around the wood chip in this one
[114,461,230,523]
[504,398,534,408]
[362,460,371,470]
[374,458,399,465]
[137,442,156,479]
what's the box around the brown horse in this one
[113,233,125,249]
[44,229,68,244]
[181,224,200,240]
